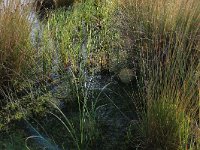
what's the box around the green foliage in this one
[0,90,53,131]
[40,0,120,74]
[128,100,192,150]
[48,99,100,150]
[22,2,118,148]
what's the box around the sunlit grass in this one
[119,0,200,149]
[40,0,120,75]
[0,0,36,89]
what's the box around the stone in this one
[33,0,75,19]
[118,68,135,84]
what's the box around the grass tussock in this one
[0,0,35,89]
[0,0,46,131]
[128,100,192,150]
[119,0,200,149]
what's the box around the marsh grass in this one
[48,90,100,149]
[23,1,121,148]
[40,0,120,75]
[119,0,200,149]
[24,68,101,149]
[0,0,56,131]
[0,0,36,89]
[0,0,199,149]
[128,98,194,149]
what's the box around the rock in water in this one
[118,68,135,84]
[34,0,75,19]
[55,0,75,8]
[34,0,54,12]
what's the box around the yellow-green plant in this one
[128,100,192,149]
[40,0,119,75]
[25,1,119,149]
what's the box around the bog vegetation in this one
[0,0,199,149]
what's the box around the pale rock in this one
[118,68,135,84]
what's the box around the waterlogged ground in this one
[0,74,138,150]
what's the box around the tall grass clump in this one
[0,0,35,90]
[119,0,200,149]
[0,0,51,131]
[44,76,100,149]
[24,53,101,150]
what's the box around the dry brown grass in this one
[0,0,35,88]
[119,0,200,149]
